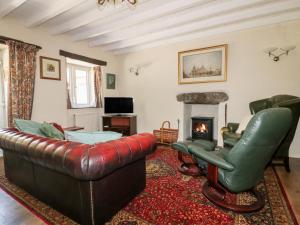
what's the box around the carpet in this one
[0,146,298,225]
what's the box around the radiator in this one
[73,113,99,131]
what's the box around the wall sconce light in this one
[263,45,296,62]
[129,66,140,76]
[129,62,152,76]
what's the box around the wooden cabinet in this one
[102,115,137,136]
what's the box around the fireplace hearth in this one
[192,117,214,141]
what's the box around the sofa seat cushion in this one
[64,131,122,144]
[14,119,46,137]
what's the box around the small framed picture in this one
[178,44,227,84]
[106,73,116,89]
[40,56,61,80]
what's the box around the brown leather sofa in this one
[0,128,156,225]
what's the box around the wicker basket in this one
[153,121,179,145]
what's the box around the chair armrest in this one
[188,144,234,171]
[220,127,229,135]
[227,123,239,133]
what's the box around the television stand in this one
[102,115,137,136]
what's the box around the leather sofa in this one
[0,128,156,225]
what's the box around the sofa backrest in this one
[0,128,156,180]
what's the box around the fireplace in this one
[192,117,214,141]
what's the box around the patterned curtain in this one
[94,66,103,108]
[5,40,39,127]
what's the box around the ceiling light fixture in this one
[263,45,296,62]
[97,0,137,6]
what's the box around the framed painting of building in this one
[178,44,227,84]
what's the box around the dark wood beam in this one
[0,35,42,49]
[59,50,107,66]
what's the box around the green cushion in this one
[188,144,234,171]
[40,122,64,140]
[64,131,122,144]
[171,141,190,154]
[223,138,239,147]
[193,139,215,151]
[14,119,45,137]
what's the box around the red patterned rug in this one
[0,146,298,225]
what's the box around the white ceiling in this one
[1,0,300,55]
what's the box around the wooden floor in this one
[0,157,299,225]
[275,158,300,223]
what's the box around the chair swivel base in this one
[177,152,202,176]
[178,163,202,177]
[202,181,264,213]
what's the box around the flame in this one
[195,123,208,133]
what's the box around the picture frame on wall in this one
[106,73,116,89]
[40,56,61,80]
[178,44,227,84]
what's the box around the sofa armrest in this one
[188,144,234,171]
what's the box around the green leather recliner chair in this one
[222,94,300,172]
[173,108,292,212]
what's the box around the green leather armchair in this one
[222,94,300,172]
[189,108,292,212]
[221,122,241,147]
[249,95,300,172]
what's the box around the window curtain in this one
[0,61,7,128]
[5,40,39,127]
[94,66,103,108]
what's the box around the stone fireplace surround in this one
[177,92,228,146]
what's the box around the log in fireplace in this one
[191,117,214,141]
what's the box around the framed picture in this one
[106,73,116,89]
[178,44,227,84]
[40,56,61,80]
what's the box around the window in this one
[67,63,96,108]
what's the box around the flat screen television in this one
[104,97,134,114]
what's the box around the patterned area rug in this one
[0,147,298,225]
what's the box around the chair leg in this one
[284,157,291,172]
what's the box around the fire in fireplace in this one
[191,117,214,141]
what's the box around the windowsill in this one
[68,107,101,109]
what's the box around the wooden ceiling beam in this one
[49,0,137,35]
[88,0,268,47]
[26,0,87,28]
[0,0,28,19]
[113,9,300,55]
[102,0,300,51]
[71,0,211,41]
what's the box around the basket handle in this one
[161,121,170,129]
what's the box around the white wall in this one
[117,20,300,158]
[0,18,121,129]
